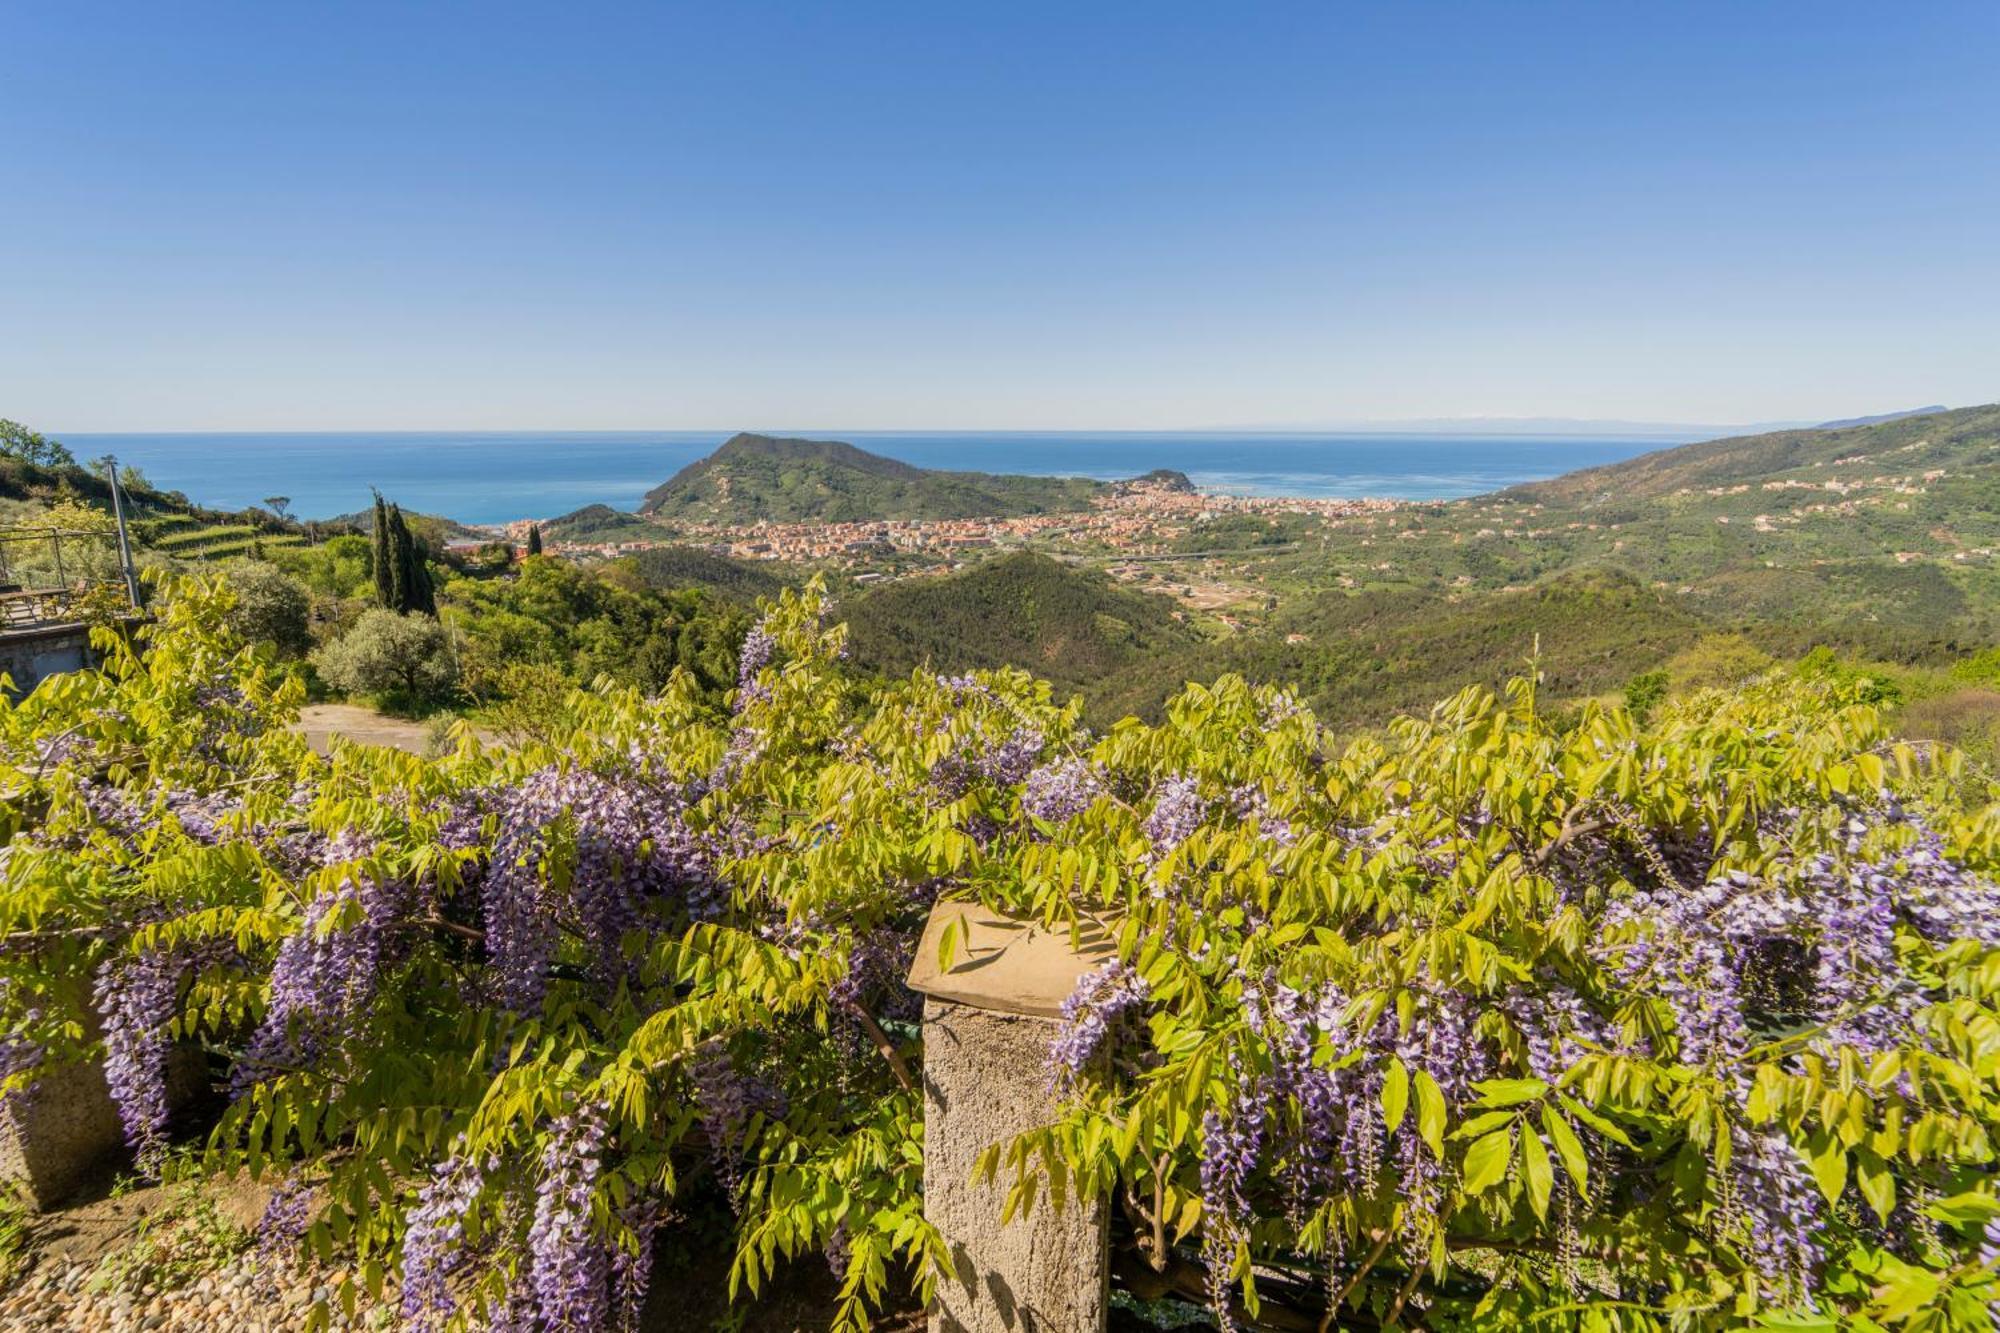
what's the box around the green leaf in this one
[1854,1150,1895,1223]
[1806,1132,1847,1208]
[1519,1127,1553,1220]
[1473,1077,1548,1108]
[1381,1058,1410,1134]
[1556,1094,1634,1147]
[1414,1070,1446,1158]
[1463,1128,1514,1195]
[1450,1110,1517,1141]
[1923,1191,2000,1225]
[1541,1105,1588,1195]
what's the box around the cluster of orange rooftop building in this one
[509,480,1398,569]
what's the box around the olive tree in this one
[313,607,456,705]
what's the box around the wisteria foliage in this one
[2,573,1999,1331]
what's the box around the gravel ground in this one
[0,1254,387,1333]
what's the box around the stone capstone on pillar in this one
[907,902,1118,1333]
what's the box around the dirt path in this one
[291,704,492,756]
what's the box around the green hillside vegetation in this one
[1504,402,1992,503]
[0,422,337,584]
[1071,405,2000,743]
[0,442,322,551]
[542,503,656,542]
[1085,567,1709,728]
[325,504,483,545]
[840,551,1200,701]
[606,545,792,604]
[639,432,1103,522]
[444,555,754,705]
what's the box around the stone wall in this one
[0,623,93,697]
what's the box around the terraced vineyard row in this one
[137,516,307,561]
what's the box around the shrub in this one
[312,607,456,706]
[223,561,311,657]
[0,576,1996,1332]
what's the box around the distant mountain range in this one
[638,432,1186,524]
[1503,403,1989,507]
[1205,407,1954,437]
[1814,406,1948,430]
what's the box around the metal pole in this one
[104,454,142,608]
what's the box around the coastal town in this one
[490,474,1399,576]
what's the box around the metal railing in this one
[0,457,144,633]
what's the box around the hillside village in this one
[507,472,1396,572]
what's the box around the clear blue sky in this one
[4,2,1996,431]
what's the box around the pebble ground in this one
[0,1255,389,1333]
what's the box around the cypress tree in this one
[406,513,437,616]
[526,524,543,556]
[387,504,410,614]
[370,492,394,608]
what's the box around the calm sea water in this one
[60,430,1696,526]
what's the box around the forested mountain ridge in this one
[1503,401,1995,506]
[638,432,1104,522]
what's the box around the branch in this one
[420,910,487,945]
[1324,1231,1393,1331]
[1384,1262,1425,1329]
[842,998,915,1094]
[1528,804,1614,869]
[0,922,114,947]
[1113,1251,1336,1333]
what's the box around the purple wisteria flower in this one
[980,727,1043,786]
[1600,879,1753,1065]
[1230,785,1296,848]
[1048,960,1151,1090]
[528,1106,610,1331]
[94,948,191,1174]
[832,928,921,1026]
[1144,775,1206,853]
[0,979,43,1094]
[400,1153,492,1331]
[1731,1126,1826,1293]
[234,830,404,1095]
[478,765,717,1014]
[254,1176,317,1276]
[734,623,776,711]
[1020,758,1102,824]
[690,1048,788,1197]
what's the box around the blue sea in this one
[59,430,1700,527]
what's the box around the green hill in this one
[639,432,1104,522]
[841,551,1199,702]
[542,503,655,542]
[607,545,792,603]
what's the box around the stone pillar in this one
[2,1046,207,1210]
[0,1059,128,1209]
[908,902,1117,1333]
